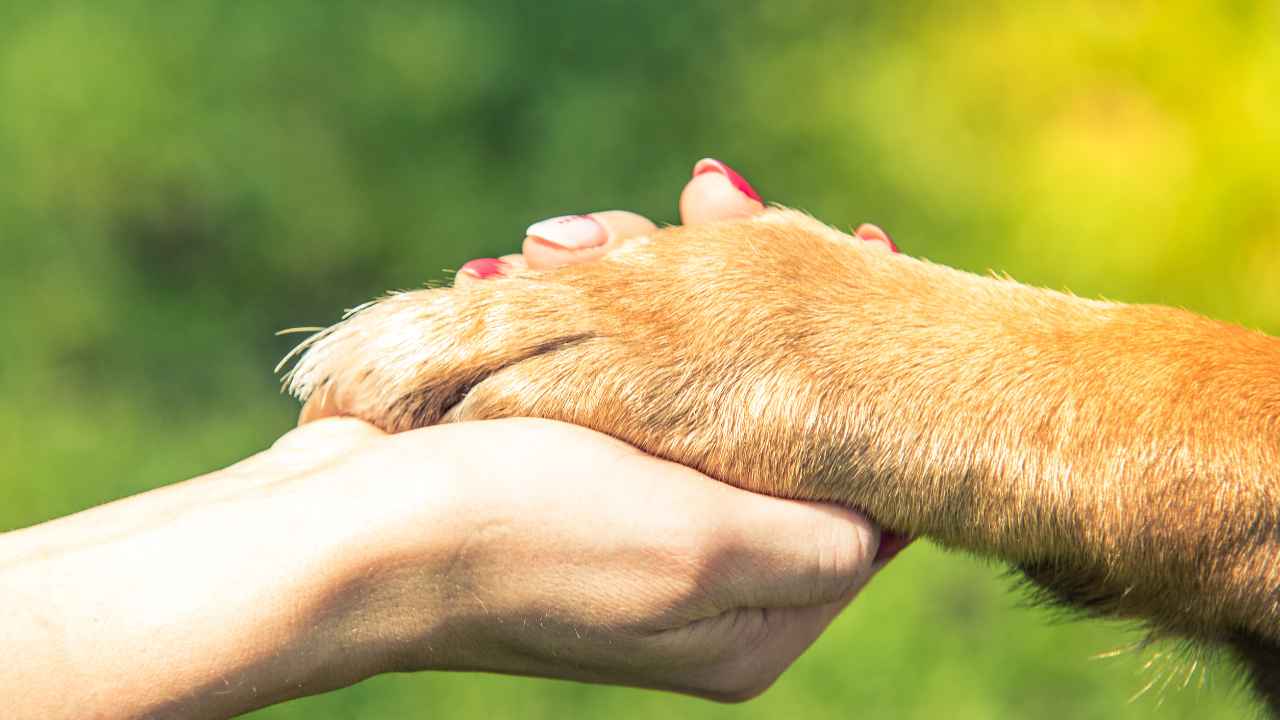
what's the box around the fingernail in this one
[693,158,763,203]
[874,530,914,565]
[525,214,607,250]
[459,257,506,279]
[855,223,899,253]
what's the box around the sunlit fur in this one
[286,208,1280,714]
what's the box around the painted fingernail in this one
[459,257,506,279]
[525,214,607,250]
[855,223,899,253]
[874,530,914,564]
[693,157,763,203]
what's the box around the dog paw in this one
[284,209,1280,711]
[284,208,911,506]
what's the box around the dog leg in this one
[287,208,1280,707]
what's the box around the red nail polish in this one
[459,258,505,279]
[525,214,606,249]
[855,224,899,253]
[693,158,763,203]
[874,530,914,564]
[881,231,899,254]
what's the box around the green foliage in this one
[2,2,1274,717]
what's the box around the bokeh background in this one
[3,2,1277,717]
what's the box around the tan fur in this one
[285,208,1280,712]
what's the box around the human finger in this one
[854,222,898,253]
[521,210,659,270]
[669,594,857,702]
[698,496,879,613]
[275,416,386,455]
[453,254,526,289]
[679,158,766,226]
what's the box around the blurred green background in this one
[2,1,1276,717]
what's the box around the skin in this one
[0,162,904,719]
[285,179,1280,712]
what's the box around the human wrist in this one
[0,442,419,719]
[289,419,883,699]
[304,425,479,678]
[152,459,411,716]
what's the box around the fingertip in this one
[520,214,605,269]
[871,531,915,571]
[497,253,527,271]
[767,498,881,568]
[454,257,508,288]
[526,215,607,251]
[834,506,881,577]
[805,502,880,595]
[523,210,657,269]
[680,158,765,225]
[720,495,879,607]
[854,223,898,253]
[693,158,763,203]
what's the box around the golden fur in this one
[285,209,1280,713]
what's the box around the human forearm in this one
[3,416,878,718]
[0,438,411,719]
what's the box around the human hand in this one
[1,160,904,720]
[286,159,1280,718]
[297,157,911,564]
[281,415,880,701]
[0,408,881,719]
[284,160,904,700]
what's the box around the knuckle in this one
[809,514,874,602]
[730,608,773,657]
[692,610,779,702]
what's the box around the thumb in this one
[704,494,880,612]
[652,497,877,702]
[651,494,875,703]
[664,594,859,703]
